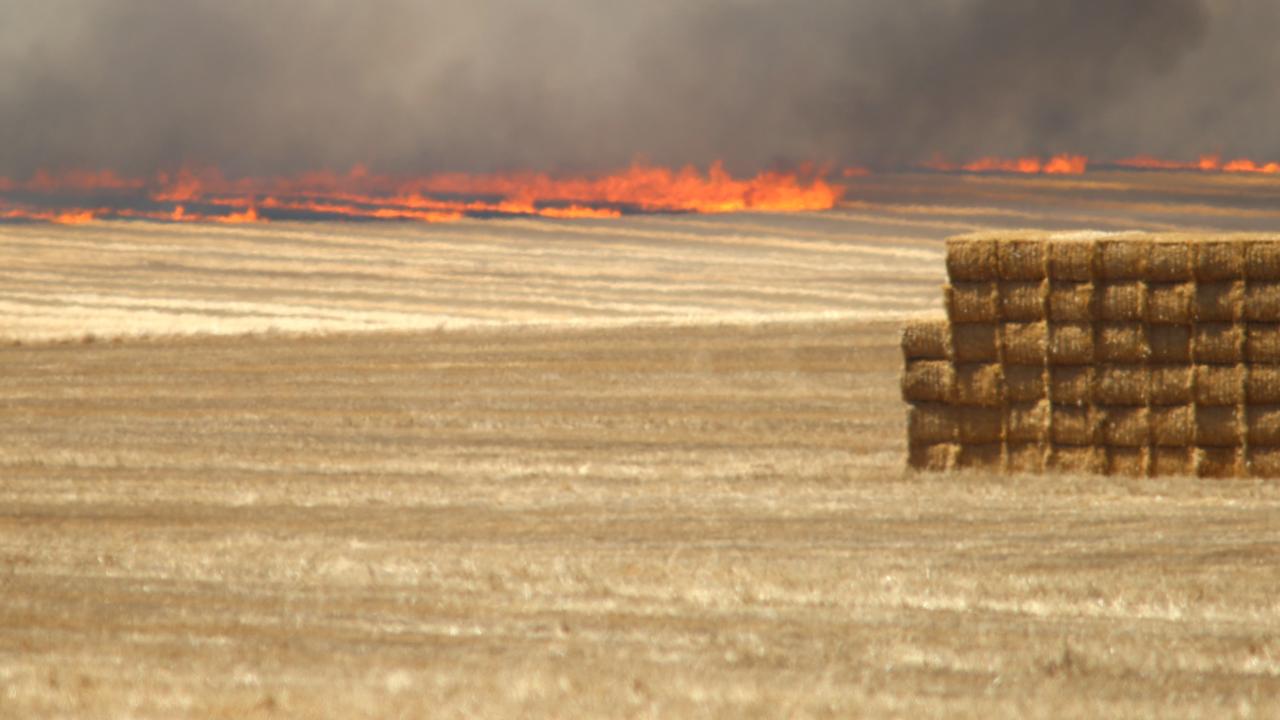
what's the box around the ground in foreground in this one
[2,320,1278,718]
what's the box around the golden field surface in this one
[3,173,1280,717]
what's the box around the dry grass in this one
[3,319,1279,718]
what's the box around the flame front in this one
[0,162,843,225]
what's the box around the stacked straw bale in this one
[903,231,1280,478]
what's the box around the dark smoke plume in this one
[0,0,1269,177]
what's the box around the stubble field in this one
[3,173,1280,717]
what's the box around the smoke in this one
[0,0,1268,177]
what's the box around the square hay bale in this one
[1147,282,1194,324]
[1005,443,1047,473]
[1151,405,1194,446]
[1096,281,1147,321]
[1107,447,1150,477]
[1102,406,1150,447]
[1195,405,1244,447]
[1051,406,1100,445]
[1151,446,1194,476]
[1095,365,1149,406]
[1192,323,1245,364]
[1002,322,1048,365]
[957,443,1004,470]
[1244,239,1280,280]
[908,404,959,444]
[947,237,999,281]
[1147,239,1193,282]
[1247,446,1280,478]
[1149,325,1192,364]
[901,319,952,360]
[901,360,956,403]
[1050,366,1094,405]
[1048,323,1094,365]
[956,407,1004,445]
[1096,323,1149,363]
[1194,281,1245,322]
[1149,365,1193,405]
[998,239,1047,280]
[1194,241,1246,281]
[1005,365,1048,403]
[908,441,959,472]
[1246,323,1280,363]
[1047,237,1096,281]
[1006,401,1050,443]
[1047,282,1094,322]
[1245,281,1280,322]
[953,323,1000,363]
[1049,445,1106,474]
[999,280,1047,321]
[1194,364,1246,406]
[1246,405,1280,447]
[1247,365,1280,404]
[955,363,1004,406]
[1096,238,1151,280]
[1196,447,1245,478]
[946,282,999,323]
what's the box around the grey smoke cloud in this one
[0,0,1269,178]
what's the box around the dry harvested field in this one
[4,173,1280,717]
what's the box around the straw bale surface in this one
[1048,324,1093,365]
[999,281,1047,321]
[901,319,952,360]
[1096,281,1146,321]
[1248,366,1280,404]
[1005,401,1049,443]
[901,360,955,403]
[1194,364,1246,406]
[1147,282,1194,324]
[1150,365,1193,405]
[1197,447,1245,478]
[954,363,1003,406]
[1194,241,1246,281]
[1151,405,1194,447]
[1096,238,1151,280]
[1107,447,1150,477]
[946,238,998,281]
[1244,281,1280,321]
[1103,407,1150,447]
[1004,365,1047,403]
[1002,322,1047,365]
[1150,326,1192,363]
[947,282,999,323]
[1048,282,1094,322]
[957,443,1003,469]
[1247,324,1280,363]
[1193,324,1245,364]
[997,239,1047,280]
[1195,406,1244,447]
[1096,323,1149,363]
[1246,405,1280,446]
[952,323,999,363]
[1195,281,1244,322]
[1050,367,1093,406]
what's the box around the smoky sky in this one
[0,0,1274,177]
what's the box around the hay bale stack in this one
[903,231,1280,478]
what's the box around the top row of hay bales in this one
[947,233,1280,282]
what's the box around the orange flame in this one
[924,154,1088,175]
[1114,154,1280,174]
[0,162,842,224]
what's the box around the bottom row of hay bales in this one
[909,442,1280,478]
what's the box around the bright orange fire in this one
[1115,154,1280,174]
[0,162,843,225]
[923,154,1089,175]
